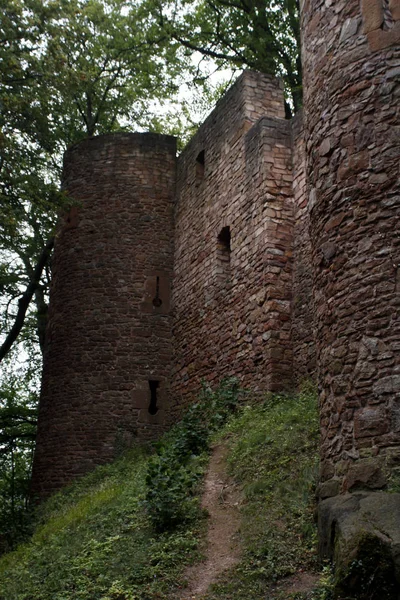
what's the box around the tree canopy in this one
[151,0,302,115]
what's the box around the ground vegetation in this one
[0,382,330,600]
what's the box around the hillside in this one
[0,382,327,600]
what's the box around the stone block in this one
[373,375,400,396]
[319,479,341,499]
[390,0,400,21]
[367,20,400,50]
[318,492,400,595]
[344,458,387,492]
[354,406,389,438]
[361,0,383,33]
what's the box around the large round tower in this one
[302,0,400,584]
[31,133,176,499]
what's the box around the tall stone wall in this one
[171,71,295,410]
[31,133,176,499]
[301,0,400,497]
[291,112,315,382]
[31,72,318,499]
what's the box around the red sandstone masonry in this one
[301,0,400,498]
[291,112,315,382]
[31,133,176,499]
[170,71,295,412]
[31,73,318,499]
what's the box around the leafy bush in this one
[145,378,241,531]
[145,452,203,531]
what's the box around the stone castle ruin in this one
[31,0,400,587]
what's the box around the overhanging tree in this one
[0,0,195,364]
[149,0,302,116]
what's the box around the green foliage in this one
[151,0,302,113]
[311,565,335,600]
[0,380,240,598]
[0,369,38,553]
[145,378,241,531]
[387,467,400,492]
[204,384,320,599]
[0,447,201,600]
[145,452,204,532]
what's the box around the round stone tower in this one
[31,133,176,500]
[302,0,400,583]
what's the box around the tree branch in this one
[0,237,54,362]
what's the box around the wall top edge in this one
[178,69,284,162]
[65,132,177,156]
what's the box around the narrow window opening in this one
[217,226,231,285]
[330,521,337,549]
[64,206,79,229]
[382,0,394,29]
[148,380,159,415]
[196,150,205,180]
[152,276,162,307]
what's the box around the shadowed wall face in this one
[170,71,296,410]
[302,0,400,498]
[31,133,176,499]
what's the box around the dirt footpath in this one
[178,444,241,599]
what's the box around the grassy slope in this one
[0,384,327,600]
[206,387,323,600]
[0,450,205,600]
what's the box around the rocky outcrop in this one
[319,492,400,598]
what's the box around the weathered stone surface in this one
[319,479,341,499]
[319,493,400,597]
[31,133,177,499]
[171,71,311,408]
[367,20,400,50]
[340,17,360,42]
[343,458,387,491]
[361,0,383,33]
[291,112,316,381]
[302,0,400,503]
[390,0,400,22]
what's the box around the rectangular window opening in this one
[196,150,205,180]
[217,226,231,286]
[148,380,159,415]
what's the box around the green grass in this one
[0,382,327,600]
[0,448,205,600]
[204,384,323,600]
